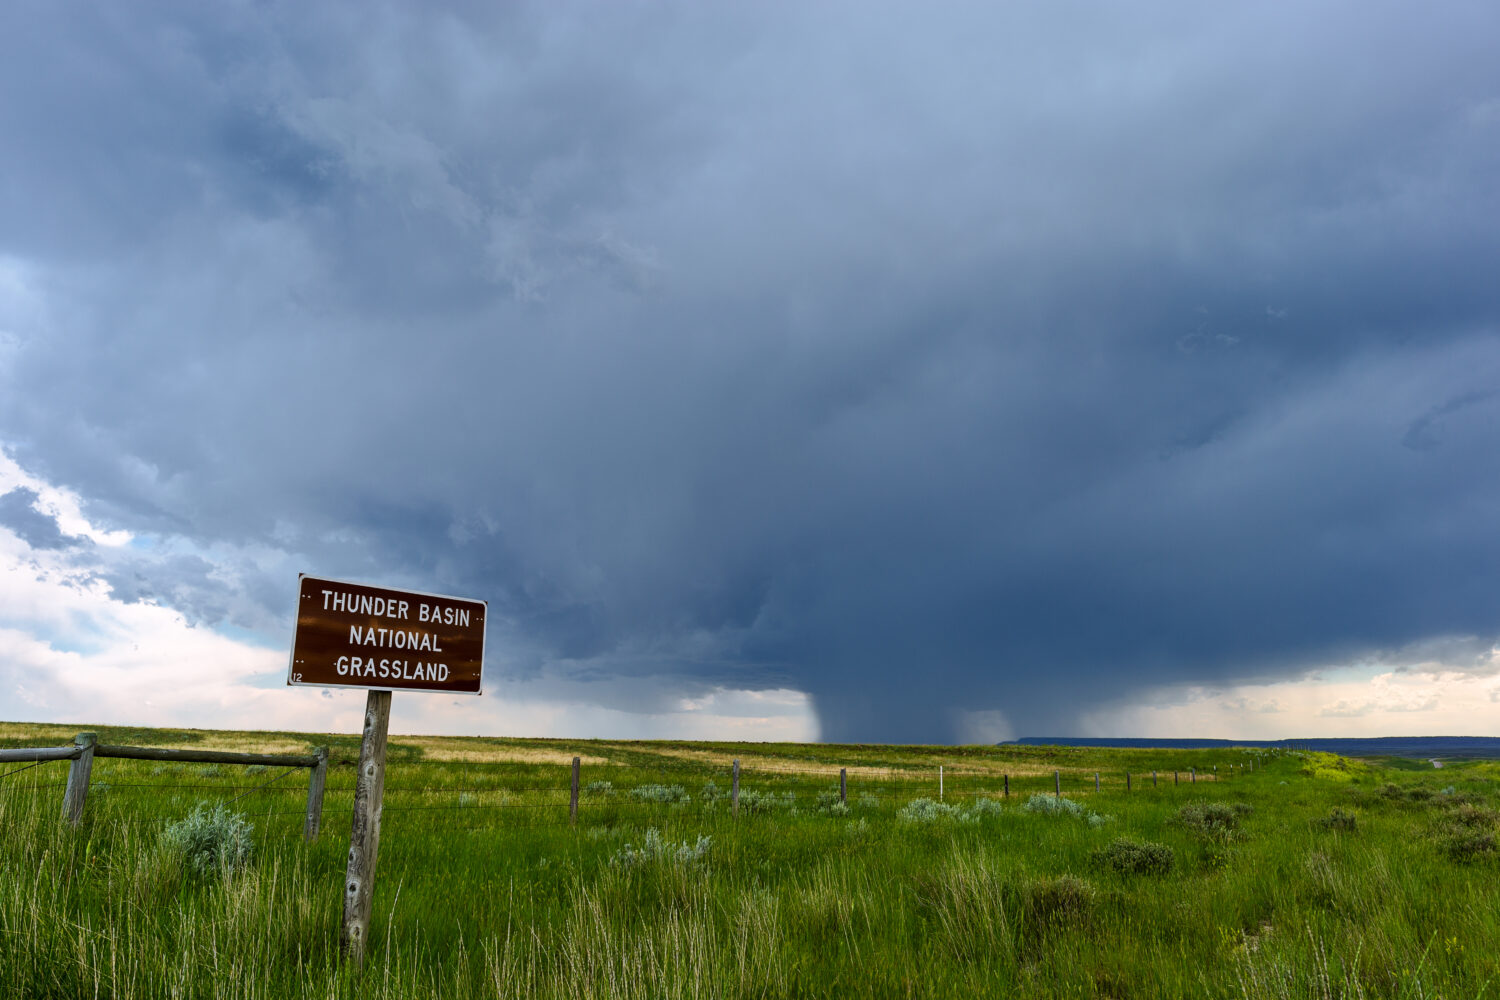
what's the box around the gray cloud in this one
[0,488,73,550]
[2,2,1499,740]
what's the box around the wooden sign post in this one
[341,690,390,962]
[288,574,487,968]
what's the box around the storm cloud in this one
[2,2,1498,741]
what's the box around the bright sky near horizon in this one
[2,3,1499,743]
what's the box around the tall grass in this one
[1,735,1498,997]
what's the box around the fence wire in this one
[224,764,304,806]
[2,736,1263,839]
[0,759,53,782]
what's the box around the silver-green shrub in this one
[898,798,974,824]
[161,803,253,877]
[900,796,1007,823]
[629,784,691,804]
[610,828,711,868]
[1023,794,1110,825]
[969,796,1005,818]
[1024,794,1084,817]
[738,789,796,814]
[815,790,851,816]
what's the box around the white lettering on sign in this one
[347,625,443,652]
[419,603,471,627]
[335,655,451,683]
[322,589,410,620]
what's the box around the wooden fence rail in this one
[0,746,80,763]
[95,745,321,768]
[0,733,327,836]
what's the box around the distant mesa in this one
[1005,736,1500,760]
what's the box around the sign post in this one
[342,689,390,962]
[288,574,486,968]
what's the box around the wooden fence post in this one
[1003,774,1009,798]
[1054,770,1060,797]
[62,732,96,826]
[1174,771,1179,785]
[1125,771,1131,792]
[732,759,740,817]
[341,690,392,967]
[1191,767,1196,784]
[1095,772,1100,793]
[840,768,847,805]
[304,746,328,841]
[939,765,944,801]
[570,757,580,826]
[1153,770,1157,787]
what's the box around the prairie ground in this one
[2,722,1496,998]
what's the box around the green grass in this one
[1,725,1498,997]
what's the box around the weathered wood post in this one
[939,765,944,801]
[1054,770,1060,797]
[341,690,391,966]
[840,768,847,805]
[1095,772,1100,793]
[1003,773,1009,798]
[304,746,328,841]
[1174,771,1179,785]
[1125,771,1131,792]
[1153,770,1157,787]
[62,732,96,826]
[732,759,740,817]
[1191,767,1196,784]
[570,757,580,826]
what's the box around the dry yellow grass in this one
[0,723,313,757]
[0,721,1130,780]
[0,722,80,744]
[581,743,1068,779]
[405,738,611,766]
[599,745,899,778]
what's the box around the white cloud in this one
[1079,666,1500,739]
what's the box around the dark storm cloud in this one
[2,2,1499,740]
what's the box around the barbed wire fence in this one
[0,733,1281,844]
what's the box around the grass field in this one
[2,722,1498,998]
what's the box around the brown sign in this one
[287,575,486,694]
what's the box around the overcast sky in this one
[2,2,1498,744]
